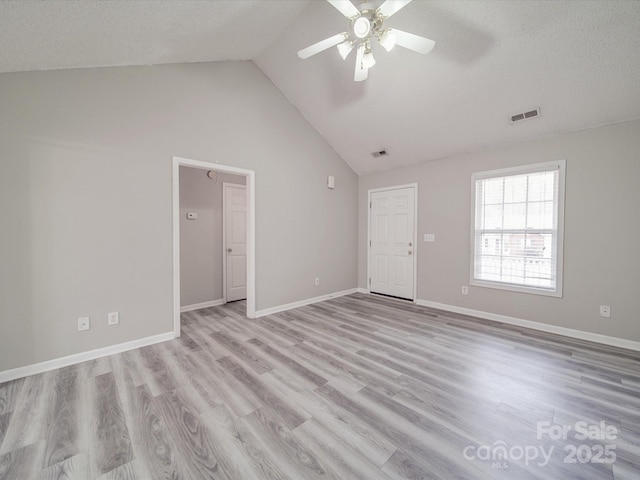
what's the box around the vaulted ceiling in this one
[2,0,639,175]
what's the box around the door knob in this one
[227,248,233,253]
[409,242,412,247]
[408,250,413,255]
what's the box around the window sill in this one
[470,279,563,298]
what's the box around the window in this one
[471,160,565,297]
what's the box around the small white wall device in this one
[327,175,335,189]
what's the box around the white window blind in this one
[471,160,565,297]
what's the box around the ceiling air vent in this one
[510,107,541,124]
[372,149,388,158]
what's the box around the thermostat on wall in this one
[187,212,197,220]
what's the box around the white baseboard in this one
[356,287,369,294]
[415,299,640,352]
[255,288,358,318]
[180,298,225,313]
[0,331,176,384]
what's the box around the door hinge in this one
[369,277,371,285]
[369,240,371,247]
[369,201,372,208]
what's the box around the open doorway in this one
[172,156,255,338]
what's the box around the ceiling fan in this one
[297,0,435,82]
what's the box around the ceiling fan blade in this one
[298,33,349,59]
[392,29,436,54]
[354,44,368,82]
[376,0,412,18]
[326,0,360,19]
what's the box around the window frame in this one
[470,160,566,297]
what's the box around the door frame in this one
[222,182,247,304]
[367,183,418,302]
[172,156,256,338]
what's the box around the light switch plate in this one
[424,234,435,242]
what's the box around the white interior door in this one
[369,186,416,300]
[224,183,247,302]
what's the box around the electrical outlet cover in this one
[108,312,119,325]
[78,316,90,331]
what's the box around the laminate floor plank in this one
[281,310,366,352]
[0,414,9,452]
[294,342,401,397]
[211,316,255,342]
[136,345,178,397]
[118,351,146,389]
[0,444,42,480]
[162,330,202,358]
[237,317,298,349]
[302,335,404,383]
[1,294,639,479]
[189,349,264,417]
[34,453,89,480]
[42,366,82,468]
[184,325,232,359]
[128,384,190,480]
[241,408,337,480]
[298,312,439,364]
[232,412,292,480]
[162,353,288,480]
[0,379,24,416]
[294,418,394,480]
[198,399,287,480]
[292,386,398,467]
[248,338,328,388]
[212,331,274,374]
[95,460,143,480]
[91,373,133,476]
[153,387,233,480]
[218,356,310,430]
[0,372,53,456]
[254,316,307,344]
[85,358,113,379]
[107,358,154,480]
[278,345,367,393]
[316,383,484,479]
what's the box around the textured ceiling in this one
[2,0,640,175]
[257,0,640,174]
[0,0,311,72]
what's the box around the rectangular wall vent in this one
[372,149,388,158]
[510,107,541,124]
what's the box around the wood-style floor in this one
[0,293,639,479]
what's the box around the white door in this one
[369,186,415,300]
[224,183,247,302]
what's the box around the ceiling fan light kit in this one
[378,29,397,52]
[336,39,354,59]
[298,0,435,82]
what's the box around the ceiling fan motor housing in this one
[350,3,383,43]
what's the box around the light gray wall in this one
[179,167,245,307]
[0,61,358,372]
[359,119,640,343]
